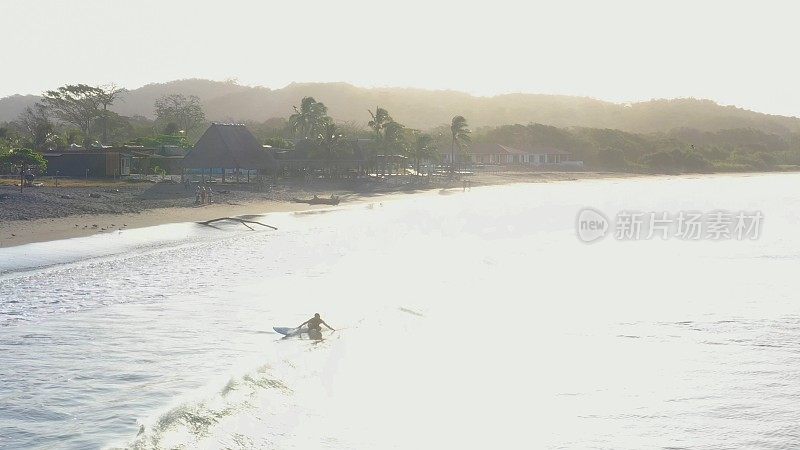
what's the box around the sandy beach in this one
[0,171,633,247]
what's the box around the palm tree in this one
[289,97,329,138]
[367,107,393,175]
[316,122,345,177]
[410,132,436,177]
[367,107,392,141]
[450,115,471,173]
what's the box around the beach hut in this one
[43,151,131,178]
[183,123,277,181]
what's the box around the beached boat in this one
[292,195,340,205]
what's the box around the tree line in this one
[4,83,800,176]
[475,123,800,173]
[0,84,207,152]
[282,96,471,175]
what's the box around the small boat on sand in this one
[292,195,340,206]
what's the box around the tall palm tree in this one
[289,97,329,138]
[367,107,392,141]
[368,107,393,174]
[450,115,471,172]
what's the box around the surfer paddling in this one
[298,313,335,332]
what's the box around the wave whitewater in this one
[124,364,295,450]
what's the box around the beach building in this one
[525,146,575,165]
[452,143,579,167]
[183,123,278,180]
[117,144,188,176]
[271,138,315,172]
[273,138,371,175]
[43,151,132,178]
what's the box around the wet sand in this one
[0,171,634,247]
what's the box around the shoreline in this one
[0,200,327,248]
[1,170,781,248]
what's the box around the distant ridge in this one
[2,79,799,135]
[0,94,41,123]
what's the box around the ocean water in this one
[1,173,800,449]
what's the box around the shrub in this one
[640,148,712,173]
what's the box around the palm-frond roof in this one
[183,123,277,170]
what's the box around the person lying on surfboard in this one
[298,313,335,332]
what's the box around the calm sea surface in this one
[2,173,800,449]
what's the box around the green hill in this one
[2,79,800,135]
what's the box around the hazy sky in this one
[2,0,799,116]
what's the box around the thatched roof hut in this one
[183,123,276,171]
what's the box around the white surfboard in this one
[273,326,304,336]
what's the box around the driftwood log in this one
[198,217,278,230]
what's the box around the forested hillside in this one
[2,79,799,135]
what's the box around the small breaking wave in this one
[123,365,294,450]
